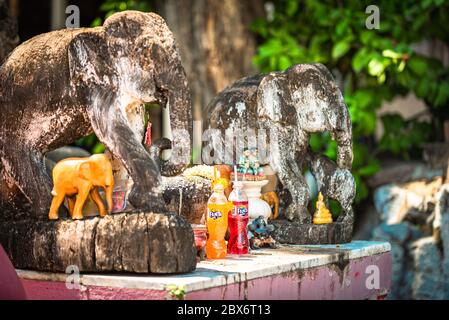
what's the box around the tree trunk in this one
[154,0,265,121]
[0,0,19,64]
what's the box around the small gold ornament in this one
[313,192,333,224]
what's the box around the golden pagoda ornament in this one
[313,192,333,224]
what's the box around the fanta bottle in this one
[228,180,249,254]
[206,182,232,259]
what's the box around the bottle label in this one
[233,201,249,217]
[209,210,223,220]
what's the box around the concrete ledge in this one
[16,241,391,299]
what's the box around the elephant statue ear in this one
[256,73,295,124]
[68,31,117,89]
[79,162,92,181]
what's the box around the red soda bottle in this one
[228,179,249,254]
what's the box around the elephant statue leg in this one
[90,187,108,217]
[87,91,166,212]
[67,197,76,218]
[307,151,355,223]
[269,126,311,223]
[334,118,353,170]
[72,182,91,220]
[48,190,65,220]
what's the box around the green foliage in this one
[167,285,186,300]
[75,134,105,154]
[252,0,449,203]
[379,113,432,159]
[91,0,152,27]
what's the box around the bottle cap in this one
[212,182,225,192]
[233,181,243,188]
[233,165,242,188]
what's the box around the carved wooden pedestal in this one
[272,220,353,245]
[0,212,197,274]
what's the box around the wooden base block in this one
[0,212,197,274]
[271,220,353,244]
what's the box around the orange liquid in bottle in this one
[206,184,232,259]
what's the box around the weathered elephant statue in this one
[204,64,353,224]
[0,11,192,218]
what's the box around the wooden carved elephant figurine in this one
[261,191,280,220]
[48,154,114,220]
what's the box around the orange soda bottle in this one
[206,182,233,259]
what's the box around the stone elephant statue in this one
[204,64,353,223]
[0,11,192,217]
[49,154,114,220]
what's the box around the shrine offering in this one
[313,192,333,224]
[192,224,207,261]
[48,154,114,220]
[228,167,249,255]
[206,175,233,259]
[233,148,267,181]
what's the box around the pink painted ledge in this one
[16,241,391,300]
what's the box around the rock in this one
[370,222,426,299]
[371,223,409,299]
[433,184,449,232]
[0,212,197,274]
[371,222,413,244]
[436,186,449,296]
[389,243,405,299]
[422,143,449,173]
[369,172,449,299]
[408,237,445,300]
[374,184,407,224]
[374,178,442,225]
[397,255,414,299]
[367,161,443,189]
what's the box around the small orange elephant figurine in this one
[261,191,280,220]
[48,154,114,220]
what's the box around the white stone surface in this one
[17,240,390,293]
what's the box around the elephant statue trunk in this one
[150,47,193,177]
